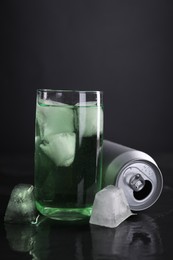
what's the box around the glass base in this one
[36,201,92,221]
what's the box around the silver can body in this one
[103,140,163,211]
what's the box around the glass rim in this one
[37,89,103,94]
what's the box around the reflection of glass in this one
[35,90,103,221]
[90,214,163,259]
[30,219,50,260]
[5,217,92,259]
[31,217,93,260]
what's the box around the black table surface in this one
[0,153,173,260]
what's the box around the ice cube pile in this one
[4,184,38,224]
[36,100,103,167]
[90,185,134,228]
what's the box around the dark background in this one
[2,0,173,155]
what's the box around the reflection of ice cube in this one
[4,184,38,224]
[5,224,36,252]
[89,185,134,228]
[40,133,76,167]
[36,102,74,138]
[76,102,103,137]
[90,215,163,259]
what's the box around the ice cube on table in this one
[89,185,134,228]
[4,184,38,224]
[75,101,103,137]
[40,132,76,167]
[36,101,74,138]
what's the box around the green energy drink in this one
[35,90,103,221]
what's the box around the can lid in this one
[116,160,163,211]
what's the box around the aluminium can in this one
[102,140,163,211]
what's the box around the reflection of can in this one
[103,140,163,211]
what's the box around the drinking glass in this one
[34,90,103,221]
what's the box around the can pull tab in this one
[129,174,145,192]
